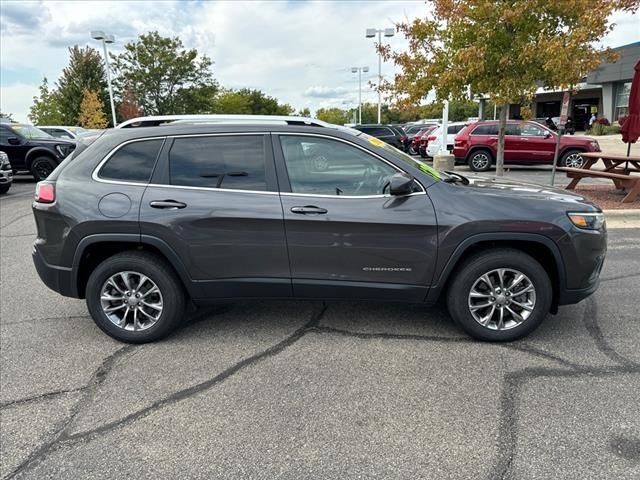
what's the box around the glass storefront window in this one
[615,82,631,120]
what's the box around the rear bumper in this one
[32,244,77,298]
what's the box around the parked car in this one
[453,120,601,172]
[425,122,469,158]
[0,123,76,180]
[418,126,438,158]
[410,126,436,156]
[0,151,13,194]
[37,126,88,140]
[353,124,406,150]
[32,115,606,344]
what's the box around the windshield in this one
[353,131,441,180]
[11,124,53,140]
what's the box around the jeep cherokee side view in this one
[32,116,607,343]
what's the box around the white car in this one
[425,122,468,158]
[37,126,88,140]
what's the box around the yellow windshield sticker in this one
[368,136,385,148]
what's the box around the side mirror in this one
[389,172,415,196]
[7,137,21,145]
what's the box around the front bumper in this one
[32,244,77,298]
[558,277,600,305]
[0,170,13,184]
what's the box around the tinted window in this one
[506,124,521,135]
[370,127,394,137]
[471,124,498,135]
[447,124,465,134]
[99,139,163,182]
[170,135,267,191]
[280,136,398,196]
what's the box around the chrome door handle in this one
[290,206,328,215]
[149,200,187,210]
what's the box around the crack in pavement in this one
[0,388,86,410]
[489,295,640,480]
[0,212,33,231]
[0,233,36,239]
[5,296,638,480]
[4,345,136,480]
[4,302,327,479]
[599,272,640,283]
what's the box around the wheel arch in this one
[465,146,495,163]
[25,147,58,169]
[427,233,565,313]
[72,234,195,299]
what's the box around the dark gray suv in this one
[32,117,607,343]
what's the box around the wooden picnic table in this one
[558,151,640,203]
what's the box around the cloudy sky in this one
[1,0,639,123]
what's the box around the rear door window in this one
[471,124,499,135]
[169,135,267,191]
[99,139,164,183]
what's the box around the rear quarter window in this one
[99,139,164,183]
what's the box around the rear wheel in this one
[560,150,585,168]
[86,251,186,343]
[0,184,10,194]
[468,149,493,172]
[446,249,551,341]
[30,156,57,181]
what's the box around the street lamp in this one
[91,30,117,127]
[366,27,394,124]
[351,66,369,124]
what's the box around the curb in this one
[603,209,640,229]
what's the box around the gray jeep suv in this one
[32,117,607,343]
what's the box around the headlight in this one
[55,144,74,157]
[568,212,605,230]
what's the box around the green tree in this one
[0,112,15,122]
[315,107,351,125]
[78,89,108,129]
[297,107,311,117]
[28,77,64,125]
[383,0,639,175]
[56,46,108,126]
[212,88,293,115]
[111,31,218,116]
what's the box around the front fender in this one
[25,147,58,168]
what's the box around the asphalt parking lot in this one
[1,176,639,480]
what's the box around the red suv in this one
[453,121,601,172]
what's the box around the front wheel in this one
[86,251,186,343]
[446,249,551,341]
[0,183,10,194]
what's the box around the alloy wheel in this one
[100,271,163,331]
[471,153,490,170]
[564,153,584,168]
[467,268,536,330]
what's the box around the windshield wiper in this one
[442,171,470,185]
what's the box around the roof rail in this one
[116,114,332,129]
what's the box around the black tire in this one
[86,251,186,343]
[446,248,551,341]
[0,183,10,194]
[560,149,585,168]
[30,156,57,181]
[468,149,493,172]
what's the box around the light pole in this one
[91,30,117,127]
[366,27,394,124]
[351,66,369,124]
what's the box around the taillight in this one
[427,135,437,141]
[35,182,55,204]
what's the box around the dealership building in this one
[530,42,639,130]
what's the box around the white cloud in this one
[1,0,638,123]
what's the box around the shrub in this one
[596,117,610,126]
[587,123,620,136]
